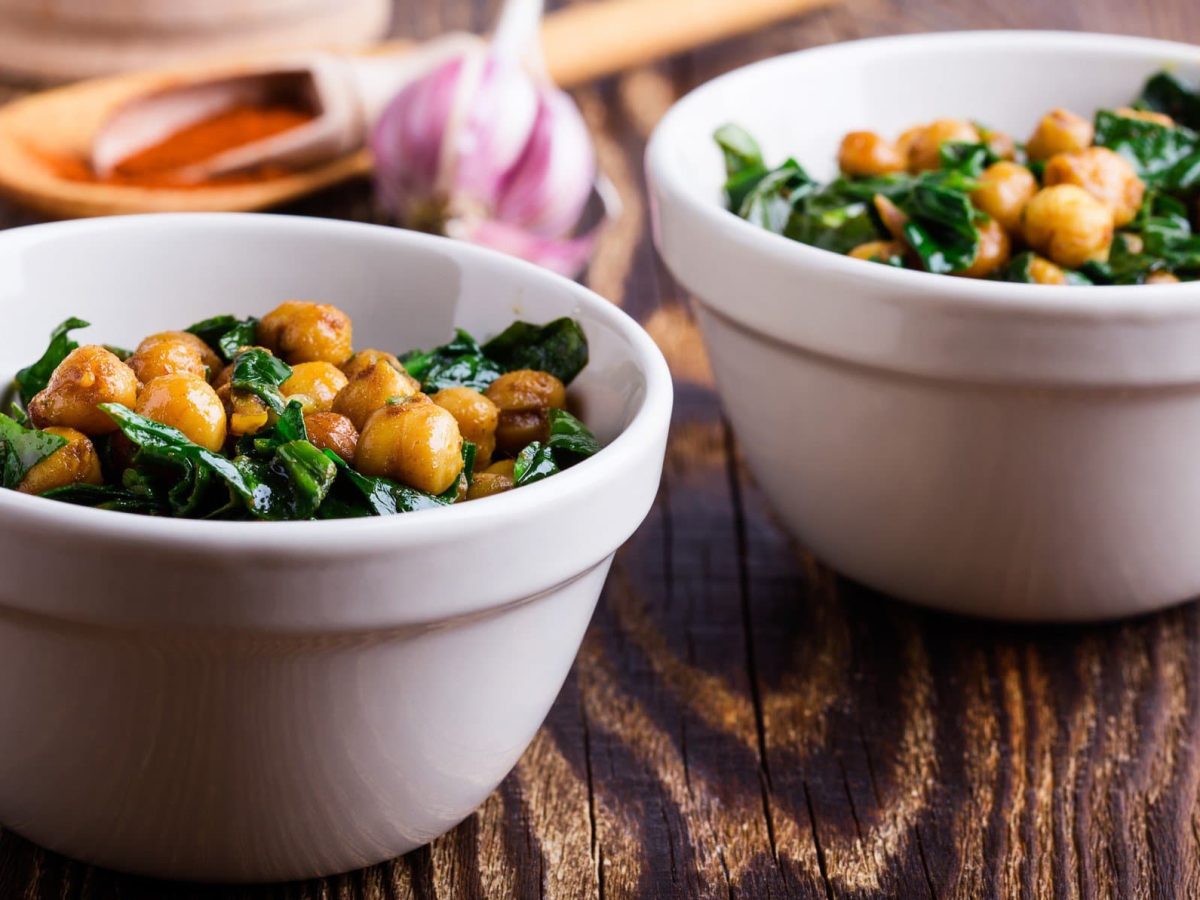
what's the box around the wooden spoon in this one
[0,0,832,219]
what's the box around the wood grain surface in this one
[4,1,1200,897]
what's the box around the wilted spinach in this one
[482,318,589,385]
[229,347,293,414]
[513,409,601,487]
[15,318,89,407]
[186,314,259,362]
[401,329,504,392]
[0,412,67,488]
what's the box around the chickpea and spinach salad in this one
[717,71,1200,285]
[0,302,601,520]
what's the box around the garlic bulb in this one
[370,0,614,276]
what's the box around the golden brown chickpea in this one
[485,369,568,457]
[355,396,464,495]
[340,349,405,381]
[906,118,980,172]
[1023,184,1114,269]
[1116,106,1174,127]
[467,473,514,500]
[127,335,208,383]
[431,386,499,467]
[1026,108,1094,162]
[216,384,272,437]
[258,300,353,365]
[16,427,102,495]
[136,374,227,451]
[837,131,906,177]
[953,217,1011,278]
[140,331,222,376]
[895,125,925,161]
[28,345,139,435]
[971,161,1038,234]
[1146,270,1181,284]
[979,126,1016,160]
[281,362,349,413]
[848,240,907,263]
[1026,255,1069,285]
[485,459,516,477]
[1043,147,1145,227]
[303,411,359,462]
[331,360,421,431]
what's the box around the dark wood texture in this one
[4,1,1200,897]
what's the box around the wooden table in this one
[4,1,1200,897]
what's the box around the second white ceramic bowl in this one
[0,214,671,881]
[648,31,1200,621]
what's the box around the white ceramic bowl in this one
[648,31,1200,622]
[0,214,671,881]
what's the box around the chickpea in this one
[1026,108,1093,162]
[1116,106,1174,127]
[216,384,271,437]
[895,125,925,162]
[331,360,421,431]
[848,240,906,263]
[1146,270,1181,284]
[485,459,516,477]
[303,411,359,462]
[1023,184,1114,269]
[1043,147,1145,227]
[258,300,353,365]
[281,362,349,413]
[954,217,1011,278]
[355,397,464,495]
[341,349,405,381]
[28,345,138,435]
[485,370,567,457]
[431,386,499,467]
[128,335,208,383]
[16,427,102,495]
[971,161,1038,234]
[141,331,221,375]
[1026,255,1070,285]
[906,119,980,172]
[137,374,227,452]
[837,131,906,177]
[467,473,514,500]
[980,127,1016,160]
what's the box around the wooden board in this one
[4,0,1200,897]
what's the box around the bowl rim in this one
[646,29,1200,319]
[0,213,673,551]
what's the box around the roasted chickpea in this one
[216,384,272,437]
[895,125,925,161]
[467,473,514,500]
[837,131,906,177]
[28,345,138,435]
[137,374,227,451]
[1116,106,1174,127]
[906,119,980,172]
[979,126,1016,160]
[954,217,1011,278]
[281,361,349,413]
[1043,147,1145,227]
[127,335,209,383]
[431,386,499,467]
[1026,255,1070,285]
[1146,270,1181,284]
[16,427,102,495]
[1026,108,1093,162]
[303,411,359,462]
[140,331,221,375]
[331,360,421,431]
[485,369,568,457]
[971,161,1038,234]
[485,459,516,477]
[258,300,353,365]
[355,397,464,495]
[341,349,404,381]
[1023,184,1114,269]
[848,240,906,263]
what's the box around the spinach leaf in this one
[440,440,477,501]
[229,347,292,414]
[187,315,259,362]
[714,124,770,210]
[272,441,338,520]
[401,329,504,392]
[482,318,590,385]
[0,413,67,488]
[738,159,819,233]
[42,482,162,514]
[787,193,882,255]
[1137,71,1200,131]
[236,400,307,458]
[513,410,602,487]
[938,142,995,177]
[898,180,982,274]
[1094,110,1200,186]
[321,450,448,516]
[15,317,89,407]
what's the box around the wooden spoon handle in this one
[539,0,834,87]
